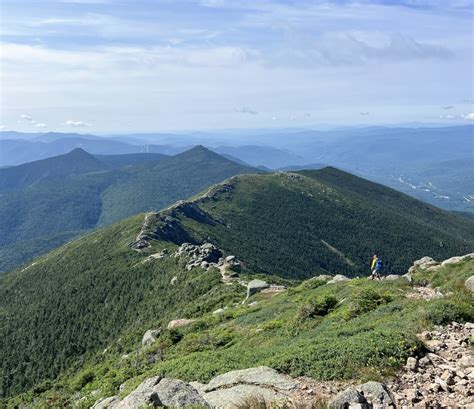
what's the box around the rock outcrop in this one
[141,328,161,348]
[193,366,300,408]
[408,253,474,275]
[167,319,196,329]
[246,279,270,298]
[174,242,222,271]
[94,376,208,408]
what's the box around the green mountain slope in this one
[1,167,473,401]
[0,149,168,192]
[0,147,257,273]
[98,146,259,226]
[0,148,109,192]
[166,169,474,278]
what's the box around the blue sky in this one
[0,0,473,132]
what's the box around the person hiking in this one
[370,254,382,280]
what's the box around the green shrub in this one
[423,298,474,325]
[297,295,338,320]
[350,288,393,316]
[73,370,95,391]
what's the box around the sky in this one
[0,0,473,132]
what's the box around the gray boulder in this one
[202,366,299,393]
[92,396,120,409]
[465,275,474,293]
[359,381,395,407]
[142,328,161,348]
[113,376,208,408]
[384,274,400,281]
[408,256,440,273]
[441,253,474,267]
[203,384,289,408]
[197,367,298,408]
[246,279,270,299]
[328,274,350,284]
[328,387,369,409]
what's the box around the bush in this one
[423,298,474,325]
[73,370,95,391]
[350,288,393,316]
[297,295,338,320]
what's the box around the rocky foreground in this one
[91,254,473,408]
[93,319,473,408]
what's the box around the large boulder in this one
[201,366,299,392]
[92,396,120,409]
[408,256,440,273]
[167,319,196,329]
[142,328,161,348]
[465,275,474,293]
[441,253,474,267]
[203,384,289,408]
[103,376,208,408]
[195,367,298,408]
[359,381,395,407]
[246,279,270,299]
[328,387,369,409]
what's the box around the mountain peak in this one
[68,147,92,156]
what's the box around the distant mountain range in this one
[0,147,258,272]
[1,125,472,213]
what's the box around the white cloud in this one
[66,120,90,127]
[439,114,455,119]
[441,105,454,110]
[35,123,47,128]
[234,106,258,115]
[21,114,32,121]
[462,112,474,120]
[0,125,5,130]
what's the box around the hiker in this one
[370,254,382,280]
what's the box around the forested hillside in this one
[0,146,257,273]
[173,169,474,278]
[1,166,473,401]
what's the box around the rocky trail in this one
[387,322,473,408]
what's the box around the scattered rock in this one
[384,274,401,281]
[387,321,474,408]
[170,276,178,285]
[174,242,222,271]
[142,328,161,348]
[406,357,418,371]
[167,319,196,329]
